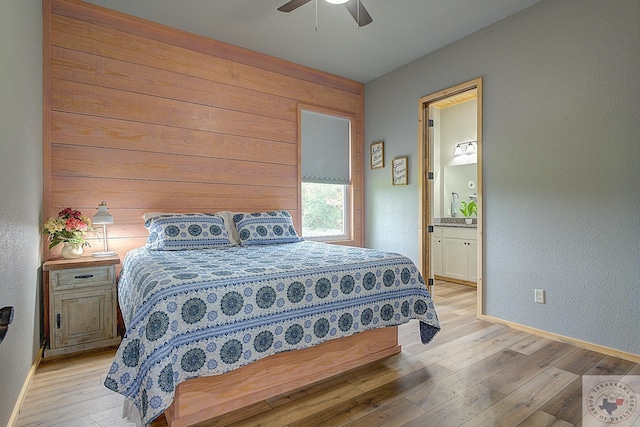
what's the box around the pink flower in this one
[65,217,87,232]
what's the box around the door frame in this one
[418,77,483,316]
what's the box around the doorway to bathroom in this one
[418,78,483,316]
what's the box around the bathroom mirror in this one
[443,164,477,217]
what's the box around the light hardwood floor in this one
[17,281,639,426]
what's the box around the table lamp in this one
[92,201,116,257]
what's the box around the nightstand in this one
[43,256,121,358]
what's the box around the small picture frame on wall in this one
[392,156,408,185]
[370,140,384,169]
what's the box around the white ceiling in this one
[83,0,542,83]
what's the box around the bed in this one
[104,211,440,426]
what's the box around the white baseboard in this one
[480,314,640,364]
[7,345,43,427]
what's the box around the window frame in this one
[298,105,356,244]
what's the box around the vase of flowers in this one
[43,208,93,259]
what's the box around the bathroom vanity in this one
[432,223,477,286]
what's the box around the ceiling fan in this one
[278,0,373,27]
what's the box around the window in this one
[300,110,351,241]
[302,182,348,239]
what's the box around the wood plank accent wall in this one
[44,0,364,261]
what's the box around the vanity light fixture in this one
[325,0,349,4]
[465,141,476,154]
[453,141,477,156]
[92,201,116,257]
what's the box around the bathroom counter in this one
[433,219,477,228]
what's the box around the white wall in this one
[438,100,477,217]
[440,100,477,168]
[0,0,43,424]
[364,0,640,356]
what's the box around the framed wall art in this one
[370,140,384,169]
[392,156,408,185]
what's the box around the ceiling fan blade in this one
[344,0,373,27]
[278,0,313,13]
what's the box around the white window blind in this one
[301,110,350,184]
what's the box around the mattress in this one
[104,240,440,424]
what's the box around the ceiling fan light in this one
[325,0,349,4]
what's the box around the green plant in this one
[459,200,477,218]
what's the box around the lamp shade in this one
[92,201,114,225]
[325,0,349,4]
[465,142,476,154]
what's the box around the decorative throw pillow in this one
[233,210,303,245]
[144,213,234,250]
[143,211,240,245]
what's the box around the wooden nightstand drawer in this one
[50,266,114,291]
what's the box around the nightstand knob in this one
[56,313,61,329]
[74,274,94,279]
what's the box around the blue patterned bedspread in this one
[104,241,440,425]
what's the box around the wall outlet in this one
[534,289,545,304]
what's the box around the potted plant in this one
[459,200,477,224]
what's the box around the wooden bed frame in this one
[163,326,399,426]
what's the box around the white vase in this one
[465,218,473,225]
[61,242,83,259]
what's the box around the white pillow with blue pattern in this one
[144,213,235,250]
[233,210,303,245]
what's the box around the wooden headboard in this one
[43,0,364,260]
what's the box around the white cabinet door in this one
[440,227,477,283]
[443,237,468,281]
[431,229,443,277]
[467,240,477,282]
